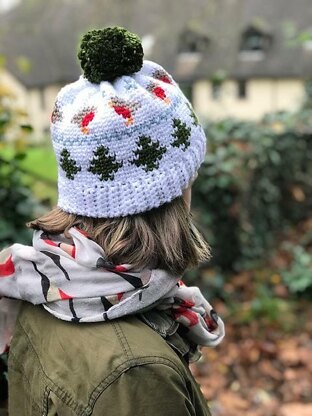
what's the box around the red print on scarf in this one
[173,307,199,327]
[114,265,128,272]
[75,228,89,238]
[58,289,73,300]
[204,316,218,331]
[0,255,15,277]
[117,292,124,301]
[42,238,58,247]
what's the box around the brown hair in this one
[28,197,210,275]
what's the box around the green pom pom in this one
[78,27,144,83]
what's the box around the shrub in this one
[281,244,312,295]
[0,84,41,248]
[193,110,312,271]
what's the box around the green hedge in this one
[0,90,42,248]
[193,109,312,273]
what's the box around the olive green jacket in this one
[8,303,211,416]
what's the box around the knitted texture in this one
[78,27,144,83]
[50,30,206,218]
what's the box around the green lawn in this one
[2,144,58,204]
[20,145,57,182]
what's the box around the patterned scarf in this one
[0,227,225,353]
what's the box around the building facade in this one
[0,0,311,137]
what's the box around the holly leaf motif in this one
[131,136,166,172]
[60,149,81,180]
[171,119,191,150]
[88,146,122,181]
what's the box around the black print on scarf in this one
[69,299,80,323]
[115,271,143,288]
[101,296,113,311]
[96,257,143,289]
[210,309,219,325]
[96,257,115,269]
[31,261,50,301]
[39,232,50,241]
[41,251,70,281]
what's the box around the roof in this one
[0,0,311,88]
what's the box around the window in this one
[211,82,221,100]
[210,70,226,100]
[178,29,210,54]
[240,26,272,52]
[237,80,247,99]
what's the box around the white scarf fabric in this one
[0,227,225,353]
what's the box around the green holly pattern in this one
[60,149,81,180]
[88,146,123,181]
[131,136,166,172]
[171,119,191,150]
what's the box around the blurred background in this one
[0,0,311,415]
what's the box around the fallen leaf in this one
[279,403,312,416]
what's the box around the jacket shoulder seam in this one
[87,355,187,413]
[12,319,187,416]
[111,320,134,360]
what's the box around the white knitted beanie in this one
[50,27,206,218]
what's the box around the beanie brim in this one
[57,134,205,218]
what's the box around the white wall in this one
[1,69,307,138]
[0,68,60,139]
[193,78,305,121]
[27,84,60,139]
[0,68,27,107]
